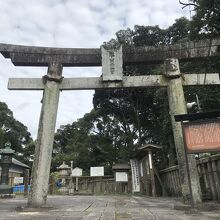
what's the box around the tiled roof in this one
[112,164,130,170]
[12,158,30,169]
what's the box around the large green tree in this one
[180,0,220,39]
[53,1,220,171]
[0,101,33,165]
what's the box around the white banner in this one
[130,159,140,192]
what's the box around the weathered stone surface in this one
[7,73,220,90]
[101,46,123,82]
[164,59,181,78]
[1,38,220,66]
[27,63,62,208]
[165,59,202,204]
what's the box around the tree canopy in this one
[52,1,220,172]
[0,101,33,165]
[184,0,220,39]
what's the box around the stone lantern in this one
[57,162,71,177]
[57,162,71,188]
[0,142,15,194]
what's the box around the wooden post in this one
[153,165,167,196]
[76,177,79,191]
[201,162,211,198]
[24,169,30,197]
[28,62,63,207]
[165,58,202,204]
[148,150,156,197]
[145,159,151,196]
[211,159,220,200]
[207,161,217,200]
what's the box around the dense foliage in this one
[188,0,220,39]
[0,101,33,165]
[52,2,220,173]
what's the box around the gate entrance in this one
[0,39,220,207]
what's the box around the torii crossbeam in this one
[1,38,220,66]
[1,39,220,207]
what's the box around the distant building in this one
[0,156,30,186]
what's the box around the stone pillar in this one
[28,62,63,207]
[164,58,202,203]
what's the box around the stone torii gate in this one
[0,39,220,207]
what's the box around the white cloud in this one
[0,0,189,138]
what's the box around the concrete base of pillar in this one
[0,193,16,198]
[174,202,220,212]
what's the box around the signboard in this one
[116,172,128,182]
[130,159,140,192]
[14,177,23,185]
[182,119,220,153]
[101,46,123,82]
[71,167,82,177]
[90,166,104,176]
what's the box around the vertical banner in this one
[130,159,140,192]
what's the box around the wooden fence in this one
[51,175,132,195]
[76,176,131,194]
[159,154,220,201]
[159,165,182,197]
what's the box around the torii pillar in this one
[28,62,63,207]
[164,58,202,203]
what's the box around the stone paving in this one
[0,195,220,220]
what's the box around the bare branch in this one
[179,0,197,9]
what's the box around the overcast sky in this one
[0,0,189,138]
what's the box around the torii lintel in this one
[0,38,220,67]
